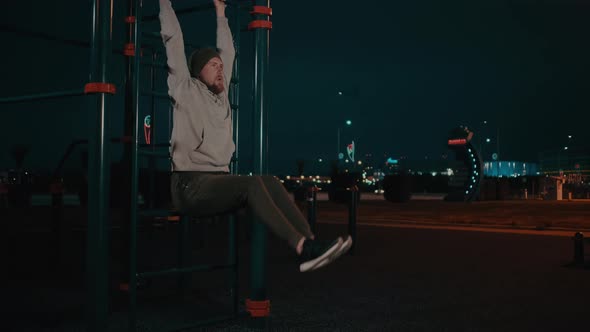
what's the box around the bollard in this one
[574,232,584,266]
[306,186,318,234]
[0,183,7,208]
[348,186,358,255]
[568,192,572,201]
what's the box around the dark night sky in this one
[1,0,589,175]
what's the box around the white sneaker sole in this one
[313,235,353,270]
[299,237,343,272]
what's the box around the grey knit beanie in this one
[188,47,221,78]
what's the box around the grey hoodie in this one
[159,0,236,172]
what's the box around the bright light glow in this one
[568,135,572,139]
[318,158,323,162]
[338,91,343,95]
[357,161,362,165]
[564,146,569,150]
[300,175,305,179]
[346,120,352,126]
[286,176,291,180]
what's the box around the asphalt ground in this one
[1,199,590,331]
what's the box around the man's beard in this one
[207,79,225,95]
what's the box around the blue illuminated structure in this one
[483,161,539,177]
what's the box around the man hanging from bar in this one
[159,0,352,272]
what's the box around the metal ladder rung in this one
[139,209,179,218]
[138,150,170,158]
[141,90,170,99]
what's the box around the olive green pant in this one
[171,172,313,249]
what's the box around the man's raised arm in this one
[159,0,191,90]
[214,0,236,89]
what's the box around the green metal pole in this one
[250,0,271,316]
[118,0,134,296]
[232,6,241,174]
[148,51,157,209]
[229,4,241,318]
[129,0,143,329]
[0,89,85,104]
[86,0,114,330]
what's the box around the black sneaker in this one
[314,235,353,270]
[298,237,343,272]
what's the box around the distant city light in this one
[564,146,569,150]
[318,158,323,162]
[345,120,352,125]
[486,138,491,143]
[568,135,572,139]
[338,91,343,95]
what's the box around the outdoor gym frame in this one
[0,0,271,330]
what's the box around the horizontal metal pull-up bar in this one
[140,60,168,69]
[0,23,90,49]
[140,30,201,51]
[141,90,170,99]
[0,89,86,104]
[0,23,141,58]
[142,0,245,22]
